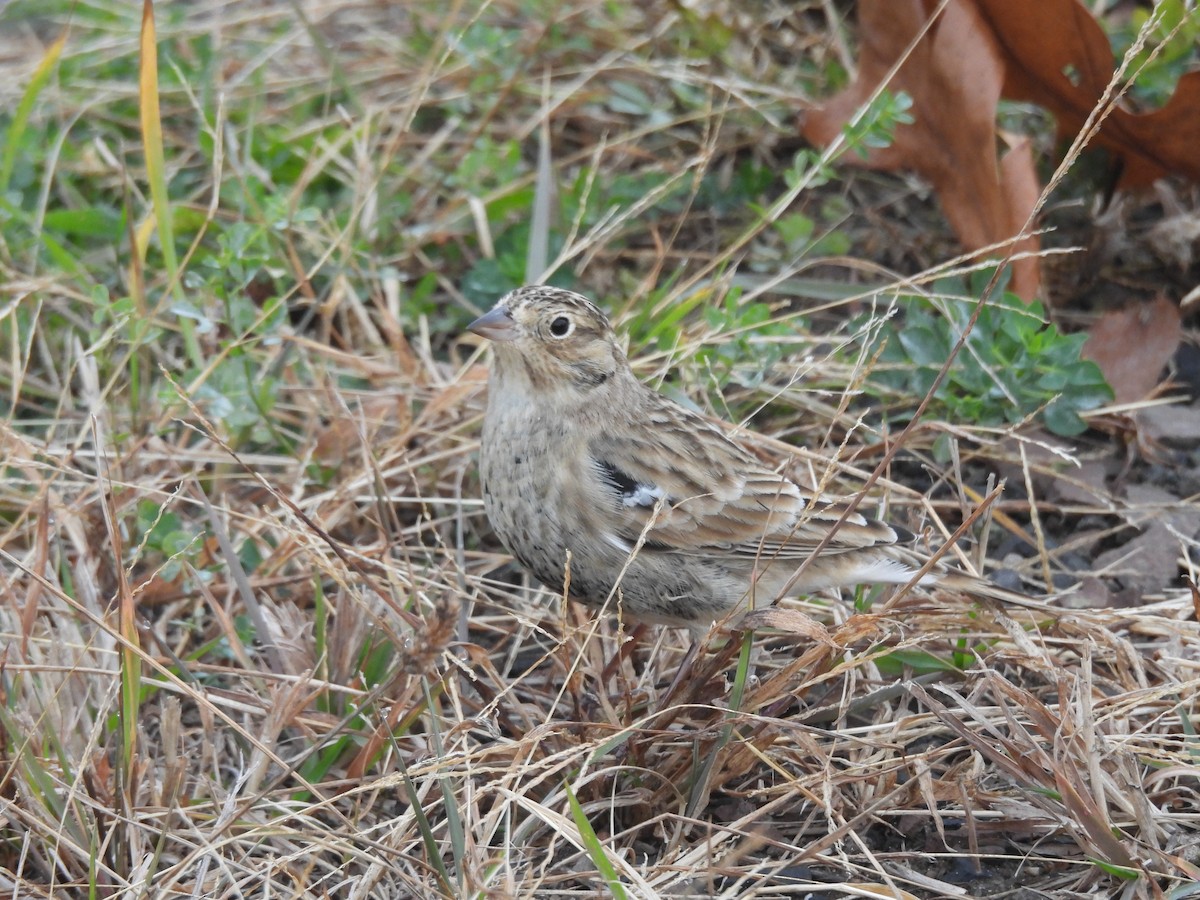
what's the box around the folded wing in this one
[588,398,912,560]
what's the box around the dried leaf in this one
[802,0,1041,298]
[803,0,1200,302]
[1083,295,1181,405]
[1055,771,1138,869]
[974,0,1200,189]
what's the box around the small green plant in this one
[133,499,199,578]
[762,208,852,259]
[170,218,291,448]
[858,277,1113,437]
[697,157,775,214]
[843,88,914,158]
[695,288,799,388]
[622,283,804,394]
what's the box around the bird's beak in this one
[467,307,518,342]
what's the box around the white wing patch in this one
[595,458,669,511]
[623,484,665,508]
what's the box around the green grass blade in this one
[0,32,65,195]
[563,779,629,900]
[422,679,465,889]
[395,748,457,898]
[686,629,755,820]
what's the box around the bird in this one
[469,285,1032,638]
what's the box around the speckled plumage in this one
[471,286,1017,635]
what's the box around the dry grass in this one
[0,1,1198,897]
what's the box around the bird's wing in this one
[587,396,909,559]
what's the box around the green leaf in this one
[1037,370,1070,391]
[0,31,65,194]
[42,207,124,239]
[564,779,630,900]
[1090,858,1140,881]
[874,647,962,676]
[772,213,814,248]
[1043,400,1088,437]
[897,325,947,366]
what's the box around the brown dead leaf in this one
[803,0,1200,301]
[973,0,1200,189]
[1082,294,1181,404]
[1054,769,1139,870]
[802,0,1042,298]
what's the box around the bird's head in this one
[468,286,627,395]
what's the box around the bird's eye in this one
[548,315,573,338]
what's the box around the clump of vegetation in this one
[859,275,1113,437]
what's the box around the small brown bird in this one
[470,285,1025,637]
